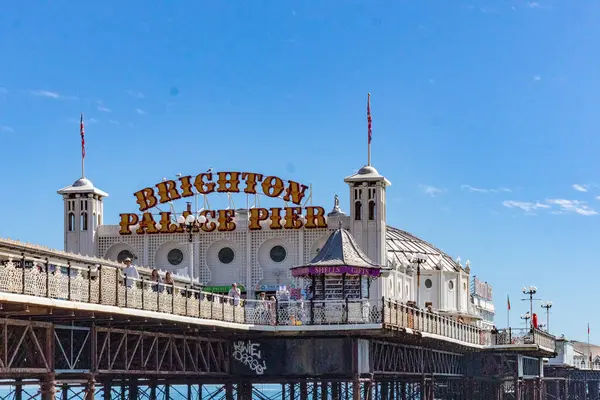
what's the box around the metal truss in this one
[371,340,465,376]
[94,327,229,375]
[54,325,92,372]
[0,319,52,375]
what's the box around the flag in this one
[367,93,372,144]
[507,294,511,311]
[80,113,85,159]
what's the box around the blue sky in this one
[1,0,599,341]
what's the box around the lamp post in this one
[541,301,552,332]
[521,286,538,328]
[176,204,207,285]
[410,253,427,308]
[520,312,531,329]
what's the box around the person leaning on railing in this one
[150,269,164,293]
[122,257,139,288]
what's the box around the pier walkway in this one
[0,238,554,354]
[0,238,557,399]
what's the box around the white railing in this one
[492,327,556,352]
[382,299,489,346]
[0,241,556,351]
[0,256,381,327]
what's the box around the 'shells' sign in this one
[119,171,328,235]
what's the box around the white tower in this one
[344,165,391,299]
[57,178,108,256]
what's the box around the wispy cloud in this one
[88,118,99,124]
[135,108,145,115]
[533,75,541,82]
[546,199,597,216]
[30,90,60,99]
[127,90,144,99]
[108,119,120,125]
[502,200,549,213]
[502,198,597,216]
[29,90,78,100]
[527,2,541,8]
[419,184,444,197]
[573,184,589,192]
[0,125,14,133]
[96,100,111,113]
[0,87,7,95]
[461,184,511,194]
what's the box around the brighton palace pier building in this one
[57,164,495,327]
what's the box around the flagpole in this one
[507,294,511,329]
[80,113,85,179]
[367,93,372,166]
[588,323,591,368]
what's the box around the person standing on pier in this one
[122,257,139,288]
[228,283,241,306]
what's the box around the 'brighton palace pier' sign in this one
[119,171,327,235]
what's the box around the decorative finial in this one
[327,194,346,217]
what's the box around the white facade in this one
[57,178,108,257]
[57,165,496,322]
[548,338,576,367]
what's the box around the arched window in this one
[81,212,88,231]
[368,201,376,220]
[68,213,75,232]
[354,201,362,221]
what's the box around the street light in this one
[521,286,538,328]
[176,203,207,285]
[520,312,531,328]
[410,253,427,307]
[541,301,553,332]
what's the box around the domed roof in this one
[72,178,94,187]
[386,226,461,272]
[344,164,391,186]
[57,177,108,197]
[357,165,379,175]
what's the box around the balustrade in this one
[0,247,556,351]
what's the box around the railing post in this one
[45,258,50,298]
[98,266,103,304]
[345,297,349,324]
[157,283,160,312]
[124,274,128,308]
[381,296,385,324]
[185,287,189,316]
[88,265,92,303]
[233,296,236,322]
[21,252,25,294]
[210,294,213,319]
[67,262,72,301]
[221,295,225,320]
[114,267,119,306]
[310,300,314,325]
[198,291,201,318]
[141,277,145,310]
[171,284,175,313]
[275,298,279,325]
